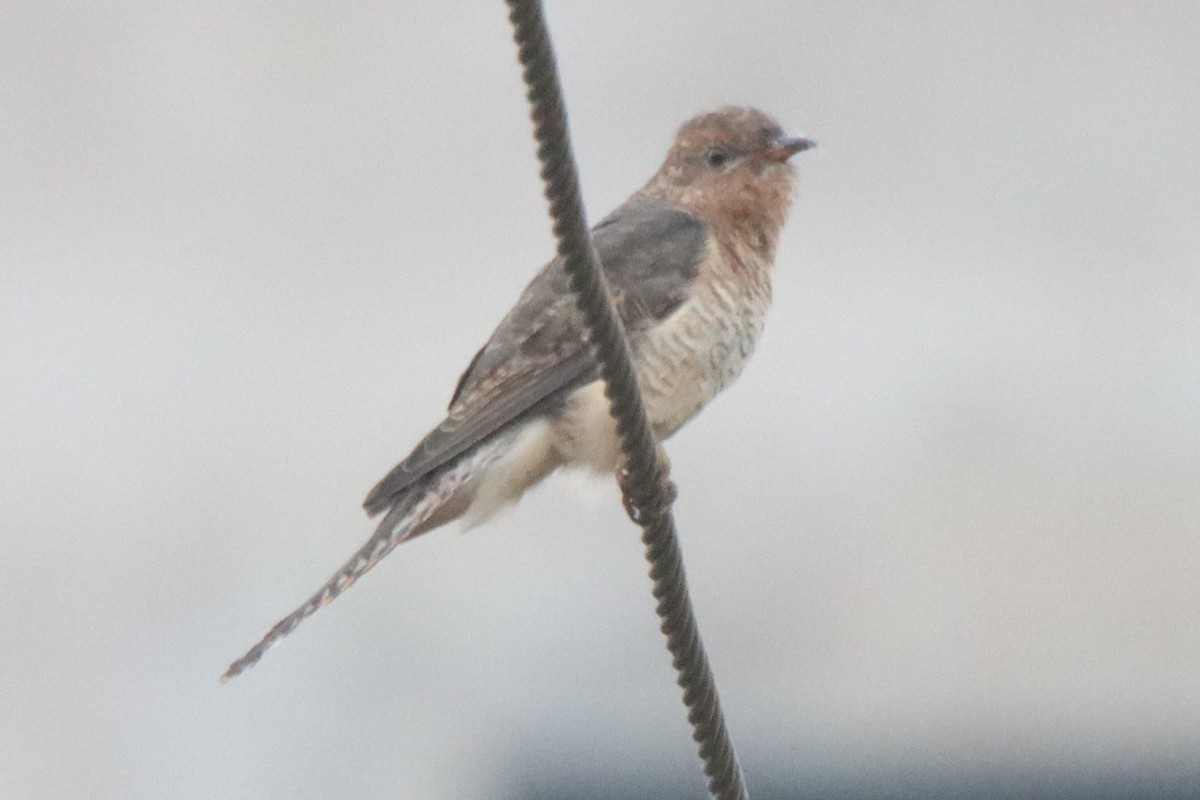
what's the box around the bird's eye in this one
[704,146,731,170]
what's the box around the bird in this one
[222,106,814,681]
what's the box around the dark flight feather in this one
[362,197,706,516]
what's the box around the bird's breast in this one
[549,239,773,473]
[634,240,772,439]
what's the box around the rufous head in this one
[645,107,814,254]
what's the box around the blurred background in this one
[2,2,1197,798]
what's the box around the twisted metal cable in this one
[504,2,749,798]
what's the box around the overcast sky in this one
[2,2,1198,798]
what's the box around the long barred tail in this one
[221,461,476,681]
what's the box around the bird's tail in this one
[220,457,481,682]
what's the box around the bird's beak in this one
[762,135,816,163]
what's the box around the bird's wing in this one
[362,197,707,516]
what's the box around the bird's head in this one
[646,107,814,253]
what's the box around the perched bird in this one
[222,107,813,680]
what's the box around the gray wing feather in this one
[363,197,706,516]
[592,196,710,329]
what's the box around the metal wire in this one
[504,2,750,798]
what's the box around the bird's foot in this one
[619,443,677,525]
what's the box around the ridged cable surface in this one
[504,2,749,798]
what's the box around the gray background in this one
[2,2,1197,798]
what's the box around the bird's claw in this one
[619,444,677,525]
